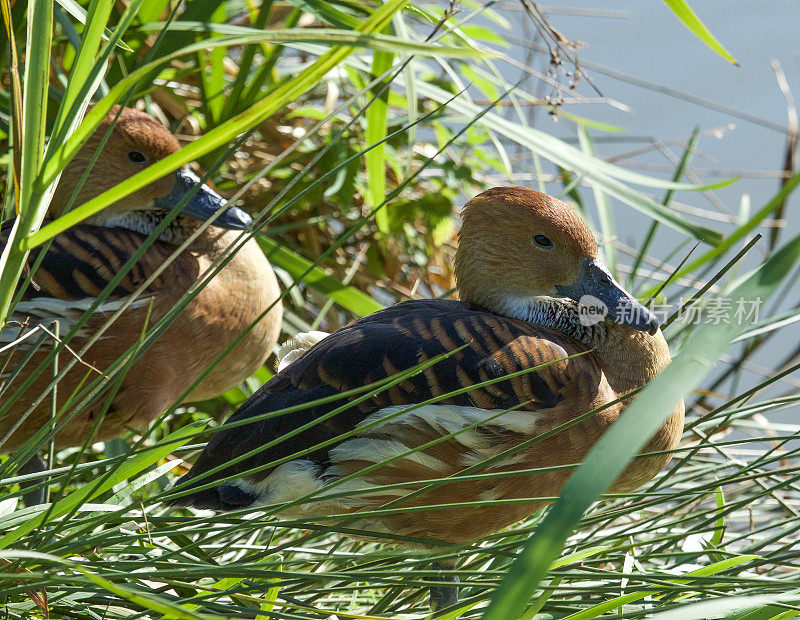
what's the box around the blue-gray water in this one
[536,0,796,209]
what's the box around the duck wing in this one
[172,299,608,509]
[1,224,198,345]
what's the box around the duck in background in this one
[169,187,684,609]
[1,106,283,504]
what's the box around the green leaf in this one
[55,0,133,51]
[367,48,394,233]
[482,230,800,620]
[548,546,611,570]
[0,0,54,325]
[259,575,281,614]
[257,237,383,317]
[662,0,738,65]
[134,24,492,58]
[709,485,726,547]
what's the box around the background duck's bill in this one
[155,169,252,230]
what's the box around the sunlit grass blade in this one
[257,237,383,317]
[0,0,53,326]
[54,0,133,51]
[641,169,800,297]
[134,23,493,57]
[662,0,738,65]
[366,49,394,233]
[0,0,22,216]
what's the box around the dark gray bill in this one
[154,169,252,230]
[555,257,660,334]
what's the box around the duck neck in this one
[491,296,671,395]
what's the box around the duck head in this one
[455,186,660,335]
[50,106,250,231]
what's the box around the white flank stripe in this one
[329,437,448,473]
[357,404,540,440]
[237,460,323,507]
[1,296,153,345]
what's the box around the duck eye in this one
[128,150,148,164]
[533,234,554,249]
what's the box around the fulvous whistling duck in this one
[169,187,684,609]
[1,106,283,502]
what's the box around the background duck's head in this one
[50,106,250,231]
[455,186,660,334]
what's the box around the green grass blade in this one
[219,0,273,122]
[287,0,363,29]
[55,0,132,51]
[133,23,492,57]
[648,596,797,620]
[366,49,394,233]
[631,126,701,288]
[75,564,223,619]
[414,80,726,244]
[47,0,146,164]
[578,126,616,276]
[641,168,800,297]
[17,1,51,213]
[561,555,758,620]
[0,0,53,325]
[196,3,227,130]
[257,237,383,317]
[662,0,737,65]
[53,0,115,135]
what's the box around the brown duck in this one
[1,107,282,501]
[170,187,684,608]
